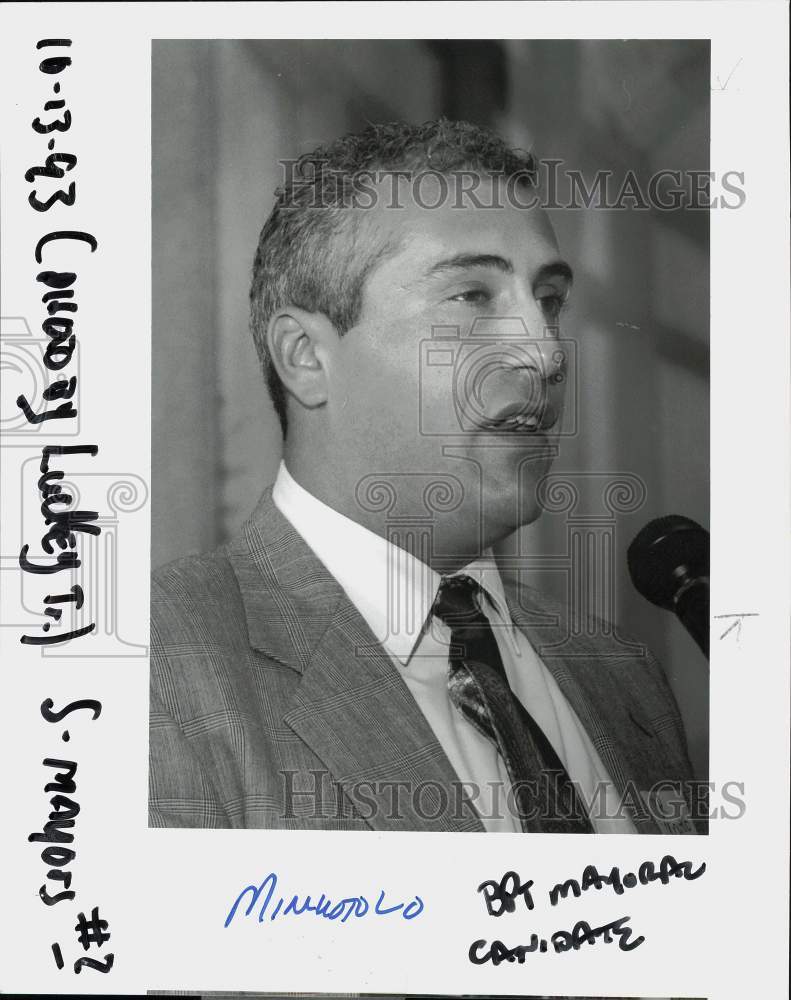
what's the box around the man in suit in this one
[150,119,701,833]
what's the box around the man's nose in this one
[469,308,567,427]
[516,291,561,356]
[476,360,565,426]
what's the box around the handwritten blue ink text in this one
[224,871,425,928]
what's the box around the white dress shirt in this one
[273,461,635,833]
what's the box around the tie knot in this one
[432,574,484,626]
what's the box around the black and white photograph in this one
[150,39,711,834]
[0,3,788,997]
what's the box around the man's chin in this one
[491,435,558,485]
[478,449,556,533]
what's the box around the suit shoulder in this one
[152,544,237,599]
[151,546,244,642]
[508,575,670,677]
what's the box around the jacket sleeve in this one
[149,684,230,828]
[642,645,707,833]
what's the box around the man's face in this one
[324,174,572,564]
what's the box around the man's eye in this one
[537,293,567,321]
[448,289,491,305]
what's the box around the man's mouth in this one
[472,364,562,434]
[488,412,544,432]
[482,397,559,434]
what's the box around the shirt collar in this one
[271,462,511,665]
[459,552,512,624]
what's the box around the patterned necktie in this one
[432,574,593,833]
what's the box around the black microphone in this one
[627,514,710,660]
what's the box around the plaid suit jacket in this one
[149,488,701,832]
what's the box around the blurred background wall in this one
[152,39,709,777]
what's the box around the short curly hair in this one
[249,118,536,437]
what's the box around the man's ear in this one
[266,306,338,410]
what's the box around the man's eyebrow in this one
[536,260,574,285]
[424,253,574,285]
[425,253,514,277]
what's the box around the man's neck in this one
[281,452,511,574]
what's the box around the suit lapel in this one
[228,489,484,833]
[283,610,484,832]
[503,579,662,834]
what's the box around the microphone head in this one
[627,514,709,610]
